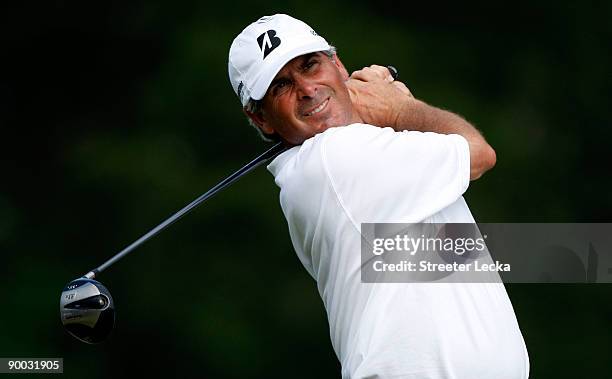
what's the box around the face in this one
[247,53,360,145]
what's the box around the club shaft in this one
[84,142,288,279]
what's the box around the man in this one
[229,14,529,378]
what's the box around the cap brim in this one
[249,40,331,101]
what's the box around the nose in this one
[294,75,317,99]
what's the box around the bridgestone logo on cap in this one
[257,30,281,59]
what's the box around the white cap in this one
[228,14,331,107]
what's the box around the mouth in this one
[303,97,330,117]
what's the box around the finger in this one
[370,64,391,79]
[365,66,394,82]
[347,70,369,83]
[348,70,365,82]
[368,64,393,81]
[345,78,366,89]
[350,68,383,82]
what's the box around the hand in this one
[346,65,413,128]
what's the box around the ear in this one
[331,53,350,81]
[244,108,275,135]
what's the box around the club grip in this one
[387,65,399,80]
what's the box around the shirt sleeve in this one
[320,124,470,225]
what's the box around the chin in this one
[319,116,348,131]
[312,122,334,136]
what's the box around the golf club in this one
[60,141,287,343]
[60,65,399,344]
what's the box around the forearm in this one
[393,99,471,136]
[393,99,497,180]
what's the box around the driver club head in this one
[60,278,115,344]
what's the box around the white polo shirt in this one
[267,124,529,379]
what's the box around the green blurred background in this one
[1,1,610,377]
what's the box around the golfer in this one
[229,14,529,378]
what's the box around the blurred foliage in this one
[0,1,610,378]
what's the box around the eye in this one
[304,59,318,70]
[272,79,291,96]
